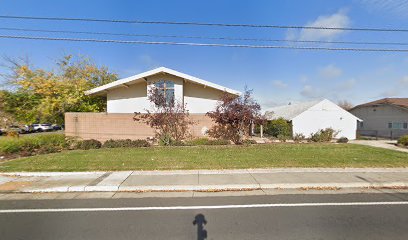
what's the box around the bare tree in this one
[337,100,354,111]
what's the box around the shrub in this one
[77,139,102,150]
[293,133,306,142]
[243,139,257,145]
[103,139,150,148]
[337,137,349,143]
[309,128,339,142]
[185,138,210,146]
[0,133,66,155]
[265,118,292,138]
[398,135,408,146]
[6,131,19,138]
[207,139,230,145]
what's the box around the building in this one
[65,67,240,141]
[264,99,361,140]
[350,98,408,139]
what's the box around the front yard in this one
[0,143,407,172]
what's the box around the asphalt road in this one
[0,193,408,240]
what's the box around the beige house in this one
[65,67,240,141]
[350,98,408,139]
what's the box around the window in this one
[388,122,406,129]
[359,122,364,128]
[154,80,175,106]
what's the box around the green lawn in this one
[0,143,407,172]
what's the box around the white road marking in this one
[0,201,407,213]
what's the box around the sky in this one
[0,0,408,110]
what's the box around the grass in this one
[0,143,407,172]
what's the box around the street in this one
[1,192,408,239]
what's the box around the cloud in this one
[337,78,356,91]
[379,75,408,97]
[360,0,408,18]
[272,80,288,88]
[287,9,350,41]
[300,85,323,99]
[319,64,342,79]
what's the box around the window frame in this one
[154,80,175,106]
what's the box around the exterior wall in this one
[65,112,214,142]
[350,105,408,139]
[184,81,222,113]
[106,73,226,114]
[292,100,358,139]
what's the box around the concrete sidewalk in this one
[1,168,408,193]
[350,140,408,153]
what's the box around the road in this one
[0,193,408,239]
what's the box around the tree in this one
[265,118,292,137]
[206,89,264,144]
[337,100,354,111]
[133,86,195,145]
[0,55,117,124]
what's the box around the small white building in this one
[264,99,361,139]
[86,67,241,113]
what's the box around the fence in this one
[357,129,407,140]
[65,112,214,142]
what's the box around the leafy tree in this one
[206,89,264,144]
[133,86,195,145]
[0,55,117,124]
[265,118,292,138]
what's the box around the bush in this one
[184,138,230,146]
[337,137,349,143]
[265,118,292,138]
[77,139,102,150]
[103,139,150,148]
[293,133,306,142]
[309,128,339,142]
[0,134,66,155]
[398,135,408,147]
[277,134,289,142]
[243,139,257,145]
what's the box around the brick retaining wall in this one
[65,112,214,141]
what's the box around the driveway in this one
[350,140,408,153]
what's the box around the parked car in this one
[22,125,34,133]
[32,123,53,132]
[7,125,24,134]
[0,128,4,136]
[52,124,63,131]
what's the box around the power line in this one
[1,34,408,52]
[0,15,408,32]
[1,27,408,46]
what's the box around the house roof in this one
[264,100,321,120]
[264,99,362,121]
[86,67,241,96]
[351,98,408,111]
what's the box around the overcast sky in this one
[0,0,407,110]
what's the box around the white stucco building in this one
[86,67,241,113]
[264,99,361,139]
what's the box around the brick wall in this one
[65,112,215,141]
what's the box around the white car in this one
[32,123,53,132]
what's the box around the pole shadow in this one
[193,213,207,240]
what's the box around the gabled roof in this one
[86,67,241,96]
[264,100,320,120]
[351,98,408,111]
[264,99,361,121]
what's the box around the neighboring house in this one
[264,99,361,140]
[65,67,240,141]
[350,98,408,139]
[86,67,241,114]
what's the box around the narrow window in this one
[388,122,392,129]
[404,123,408,129]
[154,80,175,106]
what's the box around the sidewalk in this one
[1,168,408,193]
[350,140,408,153]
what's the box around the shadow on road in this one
[193,213,207,240]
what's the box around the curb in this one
[15,182,408,193]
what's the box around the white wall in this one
[107,73,225,114]
[292,100,358,139]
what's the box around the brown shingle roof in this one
[352,98,408,110]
